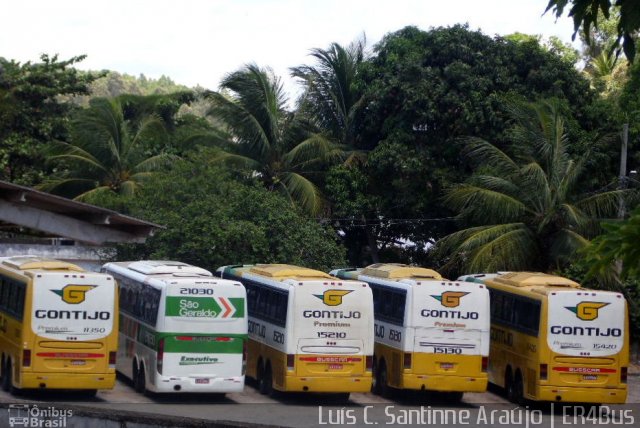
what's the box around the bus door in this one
[295,286,373,377]
[411,283,489,375]
[160,283,246,381]
[546,291,626,388]
[30,274,116,374]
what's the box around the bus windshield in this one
[547,291,625,357]
[31,274,115,341]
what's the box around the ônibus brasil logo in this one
[430,291,469,308]
[565,301,609,321]
[314,289,352,306]
[51,285,96,304]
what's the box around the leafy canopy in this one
[206,64,346,215]
[116,159,346,272]
[40,97,175,202]
[545,0,640,61]
[437,99,631,274]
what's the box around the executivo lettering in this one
[179,356,220,366]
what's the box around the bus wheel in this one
[505,369,515,402]
[446,391,464,402]
[1,360,11,392]
[378,362,390,398]
[260,364,273,396]
[371,359,380,394]
[135,365,146,394]
[513,371,524,405]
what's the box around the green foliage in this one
[116,160,346,272]
[40,97,176,201]
[558,260,640,339]
[545,0,640,61]
[206,64,346,215]
[0,54,99,185]
[436,100,633,276]
[583,207,640,279]
[334,25,598,265]
[292,39,368,150]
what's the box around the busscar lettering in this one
[35,310,111,320]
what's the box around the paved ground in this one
[0,373,638,427]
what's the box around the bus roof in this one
[360,263,443,280]
[483,272,583,296]
[108,260,212,277]
[0,255,84,272]
[240,264,333,281]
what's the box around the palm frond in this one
[280,172,325,215]
[444,184,528,223]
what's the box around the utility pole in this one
[618,123,629,219]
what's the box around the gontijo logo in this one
[431,291,469,308]
[565,301,609,321]
[314,289,352,306]
[51,285,96,304]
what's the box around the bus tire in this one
[446,391,464,402]
[378,361,390,398]
[135,364,146,394]
[1,359,11,392]
[506,368,516,403]
[371,359,380,394]
[132,360,138,386]
[513,371,524,405]
[259,363,273,396]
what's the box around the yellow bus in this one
[459,272,629,404]
[0,256,118,395]
[217,264,374,398]
[333,264,489,400]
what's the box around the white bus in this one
[217,264,374,398]
[102,260,247,394]
[332,264,490,400]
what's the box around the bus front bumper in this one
[282,375,372,393]
[20,372,115,390]
[536,385,627,404]
[152,375,245,393]
[402,373,488,392]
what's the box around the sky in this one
[1,0,578,99]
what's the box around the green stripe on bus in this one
[165,296,245,318]
[229,297,245,317]
[160,334,246,353]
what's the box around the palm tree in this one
[436,99,632,274]
[291,38,367,153]
[206,64,344,215]
[40,97,174,201]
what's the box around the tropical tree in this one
[291,39,367,151]
[115,160,346,272]
[40,97,174,202]
[205,64,344,215]
[545,0,640,61]
[436,99,633,274]
[0,54,99,185]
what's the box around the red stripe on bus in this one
[36,353,104,358]
[552,367,616,374]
